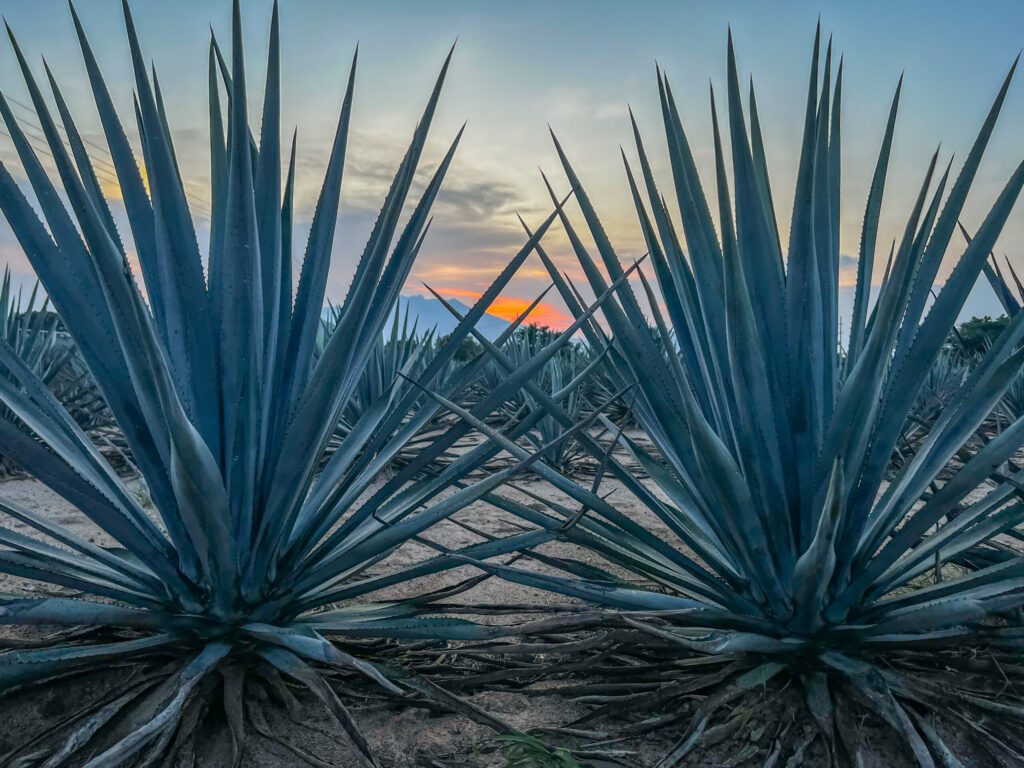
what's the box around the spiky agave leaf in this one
[315,303,465,476]
[518,348,600,477]
[473,325,539,416]
[436,290,631,477]
[490,328,612,477]
[0,267,122,478]
[897,345,975,471]
[961,220,1024,319]
[474,29,1024,765]
[0,2,577,763]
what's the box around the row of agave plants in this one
[1,2,1024,766]
[0,266,1006,486]
[316,306,637,479]
[0,270,627,483]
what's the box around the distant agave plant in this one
[326,305,436,434]
[49,345,118,438]
[970,242,1024,433]
[0,267,68,386]
[465,320,613,476]
[0,267,105,476]
[996,364,1024,428]
[316,304,455,473]
[0,1,583,764]
[473,325,536,415]
[898,345,972,470]
[521,349,603,477]
[470,30,1024,764]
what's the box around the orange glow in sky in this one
[440,288,572,329]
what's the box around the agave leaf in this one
[273,47,358,427]
[0,594,198,631]
[244,624,399,693]
[259,646,377,768]
[298,530,553,611]
[0,634,177,690]
[119,0,216,432]
[219,0,265,571]
[68,3,158,306]
[821,653,934,767]
[847,77,902,365]
[81,641,231,768]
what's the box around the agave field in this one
[2,1,1024,767]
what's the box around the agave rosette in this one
[467,29,1024,764]
[0,1,604,763]
[472,322,610,476]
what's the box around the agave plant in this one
[470,325,536,419]
[318,304,437,436]
[50,346,118,437]
[0,267,112,476]
[0,267,68,386]
[447,314,617,476]
[463,30,1024,765]
[0,1,592,764]
[521,348,603,477]
[897,345,973,470]
[316,304,458,474]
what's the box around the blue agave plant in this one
[0,1,601,764]
[462,29,1024,766]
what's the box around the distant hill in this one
[322,294,511,340]
[385,295,510,339]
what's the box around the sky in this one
[1,0,1023,330]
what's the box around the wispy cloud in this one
[439,287,571,328]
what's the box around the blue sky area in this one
[0,0,1022,329]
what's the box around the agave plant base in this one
[0,619,519,767]
[456,618,1024,767]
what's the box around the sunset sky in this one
[1,0,1024,329]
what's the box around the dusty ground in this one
[0,448,1009,767]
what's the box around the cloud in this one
[838,253,859,287]
[543,86,627,125]
[434,176,519,222]
[0,117,584,326]
[438,287,572,328]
